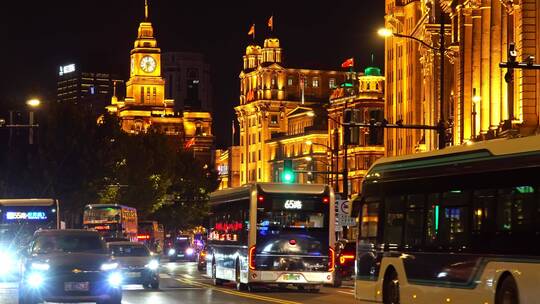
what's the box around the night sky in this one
[0,0,385,148]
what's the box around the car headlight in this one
[185,248,194,255]
[168,248,176,256]
[100,262,119,271]
[146,260,159,271]
[28,272,44,288]
[108,272,122,287]
[0,251,16,274]
[31,262,50,271]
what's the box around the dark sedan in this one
[108,241,160,289]
[333,240,356,287]
[18,229,122,304]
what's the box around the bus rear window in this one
[257,211,326,229]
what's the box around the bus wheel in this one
[496,275,519,304]
[383,268,400,304]
[212,262,223,286]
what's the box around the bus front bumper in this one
[247,270,334,285]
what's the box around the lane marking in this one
[175,278,302,304]
[337,290,355,296]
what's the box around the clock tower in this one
[107,1,215,167]
[108,0,179,134]
[125,1,166,105]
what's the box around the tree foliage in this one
[0,102,219,231]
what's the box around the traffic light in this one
[368,118,378,145]
[282,159,294,183]
[343,109,359,146]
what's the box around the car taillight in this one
[328,247,335,272]
[339,254,355,265]
[249,245,256,270]
[258,195,265,203]
[322,197,330,204]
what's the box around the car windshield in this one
[110,244,150,257]
[31,234,105,254]
[174,240,190,249]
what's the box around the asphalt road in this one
[0,262,356,304]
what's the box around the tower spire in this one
[144,0,149,20]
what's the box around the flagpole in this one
[231,120,235,146]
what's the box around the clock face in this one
[140,56,157,73]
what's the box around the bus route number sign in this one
[284,200,303,210]
[6,211,48,220]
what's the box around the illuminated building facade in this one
[214,146,241,189]
[162,52,212,112]
[57,63,122,110]
[443,0,540,142]
[328,67,386,196]
[384,0,540,156]
[266,106,329,184]
[383,0,452,156]
[107,3,214,165]
[235,37,347,184]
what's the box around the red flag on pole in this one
[247,24,255,39]
[267,16,273,31]
[184,137,196,149]
[341,58,354,68]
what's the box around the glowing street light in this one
[26,98,41,108]
[377,28,394,38]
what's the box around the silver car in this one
[108,242,160,289]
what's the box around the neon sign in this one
[59,64,76,76]
[284,200,303,210]
[6,211,47,220]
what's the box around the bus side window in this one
[440,191,470,249]
[384,196,405,248]
[359,200,379,243]
[404,194,425,249]
[497,186,535,232]
[426,193,440,246]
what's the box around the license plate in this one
[282,274,301,281]
[125,272,141,278]
[64,282,89,291]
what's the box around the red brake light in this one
[328,247,335,272]
[322,197,330,204]
[249,245,256,270]
[339,254,355,265]
[289,239,297,246]
[258,195,265,203]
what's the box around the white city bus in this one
[0,199,60,280]
[354,135,540,304]
[207,183,336,292]
[83,204,138,242]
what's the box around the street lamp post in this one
[306,139,337,190]
[378,11,447,149]
[472,89,481,140]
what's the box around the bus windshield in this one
[256,195,329,256]
[0,204,59,252]
[83,206,121,224]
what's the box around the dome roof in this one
[246,45,262,55]
[364,66,382,76]
[263,38,280,48]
